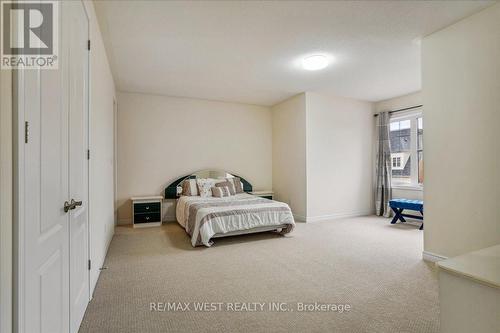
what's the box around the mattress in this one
[176,193,295,247]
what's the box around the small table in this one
[131,196,163,228]
[389,199,424,230]
[249,190,274,200]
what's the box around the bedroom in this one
[0,1,499,333]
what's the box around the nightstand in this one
[131,196,163,228]
[249,191,274,200]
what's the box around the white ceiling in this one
[95,0,494,106]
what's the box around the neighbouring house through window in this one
[389,109,423,187]
[392,156,401,168]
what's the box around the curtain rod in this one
[373,104,423,117]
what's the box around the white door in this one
[67,1,90,332]
[20,1,90,333]
[22,5,70,332]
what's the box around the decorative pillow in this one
[196,178,216,197]
[211,186,231,198]
[227,177,244,193]
[181,179,198,196]
[215,181,236,195]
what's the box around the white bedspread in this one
[176,194,295,247]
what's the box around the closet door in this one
[20,2,90,332]
[22,5,70,332]
[66,1,90,332]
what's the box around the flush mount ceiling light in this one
[302,55,329,71]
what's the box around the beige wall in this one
[422,3,500,258]
[374,91,422,114]
[0,68,13,333]
[271,92,374,221]
[117,92,273,223]
[374,91,424,201]
[271,93,307,220]
[306,92,374,220]
[83,0,117,292]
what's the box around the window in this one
[392,156,401,168]
[391,154,406,170]
[389,111,423,187]
[417,117,423,184]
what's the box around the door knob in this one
[70,199,82,208]
[64,199,82,212]
[64,201,74,213]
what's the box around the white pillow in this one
[196,178,217,197]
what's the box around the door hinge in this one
[24,121,29,143]
[88,260,91,270]
[87,149,90,160]
[87,40,90,51]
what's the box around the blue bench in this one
[389,199,424,230]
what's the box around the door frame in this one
[113,98,118,226]
[0,66,13,333]
[84,1,91,302]
[12,52,27,333]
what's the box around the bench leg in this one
[419,210,424,230]
[399,212,407,223]
[390,208,405,224]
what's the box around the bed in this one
[165,170,295,247]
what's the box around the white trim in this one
[305,210,373,223]
[113,98,118,226]
[392,185,423,191]
[13,48,26,333]
[422,251,448,263]
[389,111,424,188]
[0,67,13,333]
[84,3,91,304]
[389,107,423,121]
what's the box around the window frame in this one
[389,109,423,190]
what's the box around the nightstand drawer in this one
[134,212,161,224]
[134,202,161,214]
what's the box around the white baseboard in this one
[125,211,372,224]
[305,210,373,223]
[422,251,448,263]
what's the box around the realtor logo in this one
[1,1,58,69]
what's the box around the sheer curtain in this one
[375,112,392,217]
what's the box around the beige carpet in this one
[79,216,439,333]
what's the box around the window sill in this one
[392,185,423,191]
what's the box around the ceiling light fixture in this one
[302,55,329,71]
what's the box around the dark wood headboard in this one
[164,172,253,199]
